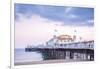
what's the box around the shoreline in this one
[14,59,93,66]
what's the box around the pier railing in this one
[26,40,94,50]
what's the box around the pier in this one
[25,40,94,61]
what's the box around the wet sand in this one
[14,59,91,66]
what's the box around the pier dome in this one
[46,34,76,46]
[57,35,72,40]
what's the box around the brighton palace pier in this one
[25,34,94,61]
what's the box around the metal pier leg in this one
[70,50,74,59]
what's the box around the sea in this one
[14,49,43,63]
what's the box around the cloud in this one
[15,14,94,48]
[15,4,94,27]
[64,7,79,20]
[67,14,78,19]
[65,7,73,14]
[87,19,94,23]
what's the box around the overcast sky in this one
[15,3,94,49]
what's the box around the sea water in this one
[14,49,43,63]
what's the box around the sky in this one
[15,3,94,48]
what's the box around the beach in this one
[14,59,91,65]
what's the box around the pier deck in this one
[26,40,94,50]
